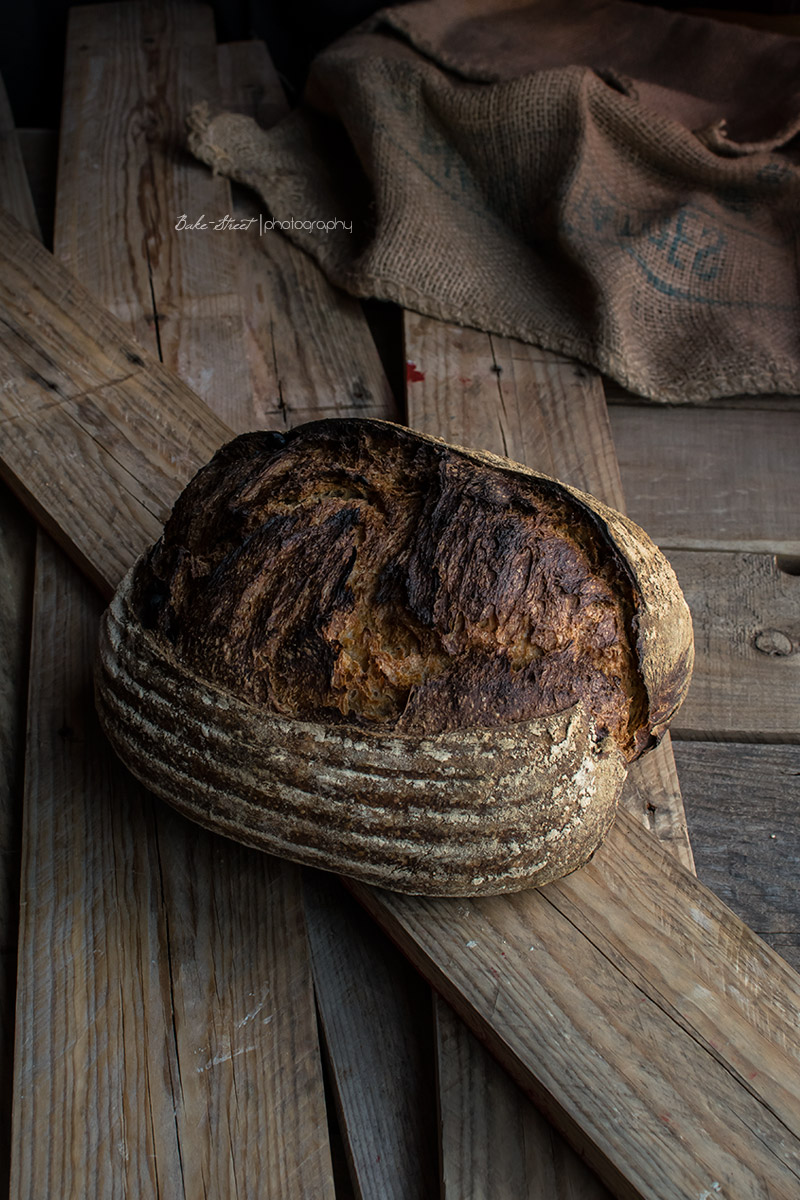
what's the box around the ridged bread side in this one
[95,565,628,897]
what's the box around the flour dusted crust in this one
[95,419,693,896]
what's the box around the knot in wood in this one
[754,629,794,657]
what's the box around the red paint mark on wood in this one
[458,376,472,386]
[406,360,425,383]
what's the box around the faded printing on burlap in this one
[188,0,800,403]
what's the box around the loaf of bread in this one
[95,418,693,895]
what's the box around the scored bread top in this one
[131,420,674,761]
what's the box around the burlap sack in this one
[189,0,800,402]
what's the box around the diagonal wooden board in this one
[6,7,335,1194]
[2,210,800,1200]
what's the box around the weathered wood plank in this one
[4,210,800,1200]
[56,3,251,429]
[9,9,334,1196]
[435,997,614,1200]
[621,737,695,873]
[0,207,230,595]
[304,873,439,1200]
[0,91,39,238]
[351,805,800,1200]
[670,549,800,741]
[217,40,290,137]
[0,485,34,1197]
[675,739,800,972]
[13,535,332,1197]
[609,404,800,555]
[13,535,183,1197]
[404,313,693,1196]
[404,316,625,510]
[0,72,46,1200]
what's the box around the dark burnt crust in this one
[132,418,653,759]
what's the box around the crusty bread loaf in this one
[95,419,693,895]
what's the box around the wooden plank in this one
[404,316,626,510]
[0,72,47,1198]
[13,534,332,1197]
[55,3,251,430]
[621,738,695,873]
[0,485,34,1195]
[669,549,800,741]
[0,87,39,237]
[350,804,800,1200]
[609,404,800,555]
[0,207,230,596]
[9,8,334,1195]
[435,998,614,1200]
[304,872,439,1200]
[675,740,800,972]
[4,212,800,1200]
[217,40,289,132]
[403,313,694,1195]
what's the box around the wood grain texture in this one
[351,803,800,1200]
[9,9,334,1197]
[404,315,625,510]
[435,998,614,1200]
[56,2,251,430]
[0,486,34,1198]
[0,73,46,1200]
[675,740,800,972]
[5,123,798,1200]
[0,209,231,596]
[217,40,291,133]
[610,404,800,555]
[12,535,332,1198]
[218,39,397,430]
[403,313,693,1197]
[621,736,695,873]
[670,549,800,740]
[304,873,439,1200]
